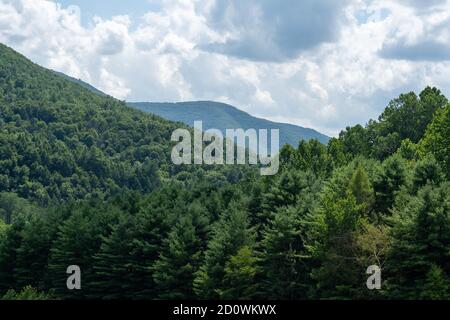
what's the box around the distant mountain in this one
[51,70,330,148]
[128,101,330,149]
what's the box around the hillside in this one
[0,43,231,204]
[128,101,330,149]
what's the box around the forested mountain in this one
[0,43,246,205]
[0,43,448,300]
[129,101,330,148]
[51,69,329,150]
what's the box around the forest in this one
[0,43,449,300]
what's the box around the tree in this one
[14,213,51,291]
[421,265,449,300]
[221,246,259,300]
[260,207,310,299]
[48,205,121,299]
[194,205,255,299]
[420,104,450,177]
[1,285,52,300]
[309,192,363,299]
[0,192,34,224]
[412,155,444,192]
[152,213,203,299]
[0,217,25,293]
[374,155,408,214]
[339,125,370,158]
[385,183,450,299]
[347,164,375,215]
[91,215,142,299]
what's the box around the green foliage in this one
[260,207,310,299]
[0,43,212,204]
[374,154,408,214]
[1,285,52,300]
[385,183,450,299]
[0,192,35,224]
[194,205,255,299]
[153,210,208,299]
[420,104,450,177]
[221,246,259,300]
[339,87,448,160]
[421,265,449,300]
[412,155,444,192]
[48,204,122,299]
[347,164,375,215]
[310,193,363,299]
[0,44,449,301]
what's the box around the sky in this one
[1,0,450,136]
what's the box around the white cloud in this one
[0,0,449,136]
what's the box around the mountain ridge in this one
[129,101,330,148]
[44,69,330,147]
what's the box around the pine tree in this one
[152,213,203,299]
[421,265,449,300]
[260,206,310,299]
[374,154,408,214]
[91,215,141,299]
[221,246,259,300]
[194,204,255,299]
[0,218,25,293]
[412,155,444,192]
[347,164,375,215]
[48,205,121,299]
[385,183,450,299]
[14,213,51,291]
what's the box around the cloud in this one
[201,0,351,62]
[0,0,449,137]
[400,0,448,11]
[94,16,130,56]
[380,40,450,61]
[377,0,450,61]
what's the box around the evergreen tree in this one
[152,213,203,299]
[194,205,255,299]
[412,155,444,192]
[347,164,375,215]
[374,155,408,214]
[420,265,449,300]
[0,217,25,293]
[48,205,121,299]
[260,206,310,299]
[91,215,141,299]
[221,246,259,300]
[14,213,51,291]
[385,183,450,299]
[1,285,53,300]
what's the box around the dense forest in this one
[0,43,449,300]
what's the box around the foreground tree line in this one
[0,85,448,300]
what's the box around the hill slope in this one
[128,101,330,148]
[0,43,202,204]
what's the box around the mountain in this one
[45,62,330,148]
[0,43,241,204]
[128,101,330,148]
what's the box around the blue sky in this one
[55,0,157,24]
[1,0,450,136]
